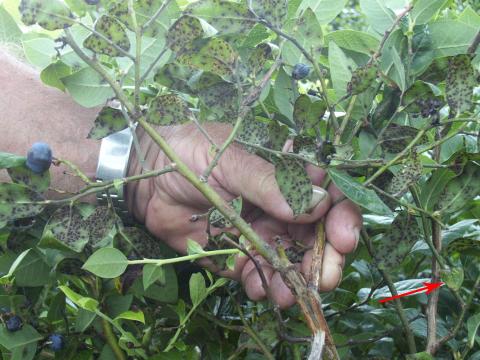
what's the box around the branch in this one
[467,30,480,54]
[127,248,240,266]
[141,0,173,33]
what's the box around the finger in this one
[241,256,275,301]
[217,144,331,223]
[324,192,362,254]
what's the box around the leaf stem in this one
[127,249,240,266]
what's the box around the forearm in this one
[0,48,101,197]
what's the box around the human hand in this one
[127,123,362,308]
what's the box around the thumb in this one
[214,143,331,223]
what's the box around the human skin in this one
[0,48,362,308]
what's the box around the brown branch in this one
[467,30,480,54]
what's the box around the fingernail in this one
[307,185,327,212]
[353,227,360,251]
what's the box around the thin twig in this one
[141,0,173,33]
[467,30,480,54]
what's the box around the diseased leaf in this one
[419,169,457,211]
[147,94,192,126]
[247,43,274,74]
[293,95,326,133]
[167,15,204,54]
[19,0,74,30]
[375,211,420,270]
[440,266,464,291]
[185,0,255,35]
[236,114,270,152]
[0,183,44,224]
[446,238,480,257]
[177,38,236,77]
[274,158,312,215]
[196,75,238,122]
[381,124,428,153]
[87,107,127,140]
[209,197,242,228]
[437,164,480,214]
[154,63,196,93]
[83,15,130,57]
[268,120,289,151]
[347,63,378,95]
[328,169,392,215]
[387,151,422,196]
[8,164,51,193]
[446,54,476,115]
[251,0,287,28]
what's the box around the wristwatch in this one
[95,126,136,223]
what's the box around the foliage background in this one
[0,0,479,359]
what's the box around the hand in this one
[127,123,362,308]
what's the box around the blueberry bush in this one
[0,0,479,359]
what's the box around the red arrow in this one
[379,282,444,303]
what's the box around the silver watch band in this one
[95,126,136,222]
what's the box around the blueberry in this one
[26,142,52,174]
[6,315,22,332]
[49,333,65,352]
[84,0,100,4]
[292,63,311,80]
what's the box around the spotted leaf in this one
[268,120,289,151]
[8,164,51,193]
[166,15,204,54]
[403,81,438,115]
[292,135,317,163]
[446,54,476,115]
[251,0,287,28]
[375,211,420,270]
[437,163,480,214]
[293,94,327,133]
[0,183,44,225]
[196,77,238,122]
[19,0,74,30]
[147,94,193,126]
[208,197,243,228]
[177,38,236,77]
[247,43,274,75]
[87,107,127,140]
[83,15,130,57]
[387,151,422,197]
[347,63,378,95]
[236,114,270,152]
[154,63,196,93]
[274,158,312,215]
[185,0,255,35]
[381,124,428,153]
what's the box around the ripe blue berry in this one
[6,316,22,332]
[84,0,99,4]
[49,333,65,352]
[292,63,311,80]
[26,142,52,174]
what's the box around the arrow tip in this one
[423,281,444,294]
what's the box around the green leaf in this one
[8,164,51,193]
[0,183,44,224]
[440,266,464,291]
[10,248,50,287]
[406,352,434,360]
[325,30,380,55]
[359,0,397,34]
[429,18,480,58]
[83,15,130,57]
[82,248,128,279]
[185,0,255,35]
[0,152,26,170]
[282,8,323,65]
[374,211,420,270]
[389,46,406,92]
[293,95,326,133]
[411,0,447,24]
[251,0,287,28]
[177,38,236,77]
[40,61,72,92]
[114,310,145,324]
[21,32,56,69]
[208,197,242,228]
[273,67,295,121]
[0,325,42,351]
[328,41,354,100]
[143,264,165,290]
[62,67,115,108]
[446,55,476,115]
[75,308,97,332]
[437,164,480,214]
[187,239,205,255]
[87,107,128,140]
[166,15,204,54]
[419,169,457,211]
[467,313,480,348]
[147,94,193,126]
[274,158,312,215]
[189,272,207,306]
[328,169,393,215]
[58,285,99,312]
[297,0,347,25]
[19,0,75,30]
[0,5,22,43]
